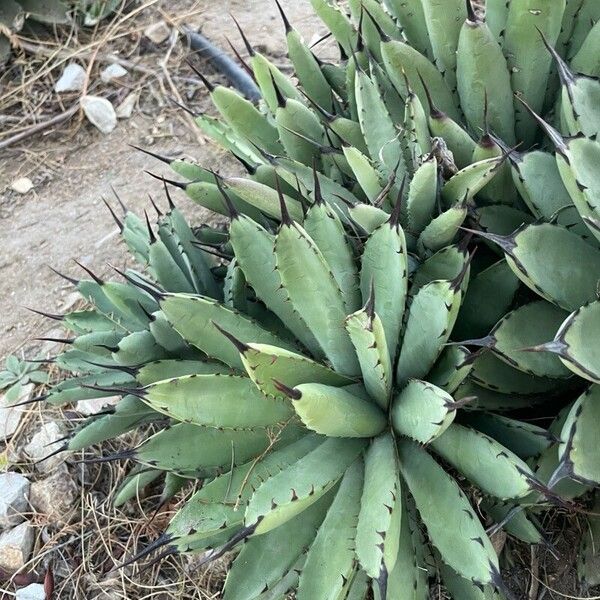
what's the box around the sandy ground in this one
[0,0,325,360]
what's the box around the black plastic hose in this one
[185,28,261,102]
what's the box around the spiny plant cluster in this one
[25,0,600,598]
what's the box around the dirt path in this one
[0,0,324,360]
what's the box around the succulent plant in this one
[30,0,600,598]
[0,354,49,402]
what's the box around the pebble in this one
[0,383,34,442]
[11,178,34,195]
[30,467,77,524]
[54,63,86,93]
[115,91,137,119]
[76,395,119,416]
[16,583,46,600]
[80,95,117,134]
[100,63,128,83]
[24,422,64,473]
[0,472,30,529]
[144,20,170,44]
[0,522,34,572]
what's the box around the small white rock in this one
[0,472,30,529]
[24,422,64,473]
[11,177,34,195]
[16,583,46,600]
[115,91,138,119]
[0,522,34,572]
[100,63,128,83]
[80,95,117,134]
[54,63,86,93]
[0,384,34,442]
[144,20,170,44]
[76,395,119,416]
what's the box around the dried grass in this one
[0,0,208,154]
[1,395,230,599]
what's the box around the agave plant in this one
[30,0,600,598]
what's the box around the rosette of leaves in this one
[32,0,600,597]
[0,355,49,403]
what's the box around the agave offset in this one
[30,0,600,598]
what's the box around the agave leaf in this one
[439,561,504,600]
[453,259,520,341]
[275,220,360,376]
[354,68,406,180]
[441,157,503,207]
[416,201,468,256]
[160,294,296,370]
[0,0,24,31]
[411,243,469,293]
[297,459,363,600]
[382,487,430,600]
[545,299,600,384]
[210,85,283,155]
[245,437,366,534]
[503,0,566,146]
[229,214,323,358]
[427,345,472,394]
[557,385,600,486]
[381,39,460,122]
[345,303,392,409]
[111,330,168,367]
[391,379,458,444]
[407,157,438,236]
[429,423,538,500]
[349,203,389,233]
[360,215,408,362]
[140,374,293,429]
[67,395,156,451]
[384,0,432,58]
[356,433,402,581]
[224,489,333,600]
[133,423,286,478]
[309,0,356,56]
[286,382,387,438]
[397,439,499,586]
[284,17,333,111]
[420,0,467,92]
[168,434,322,551]
[571,19,600,77]
[304,198,361,314]
[18,0,69,24]
[470,351,560,395]
[275,98,326,168]
[113,468,162,508]
[480,497,543,545]
[456,9,515,144]
[471,300,572,379]
[397,275,464,385]
[236,342,351,399]
[510,150,594,243]
[461,412,553,460]
[477,223,600,312]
